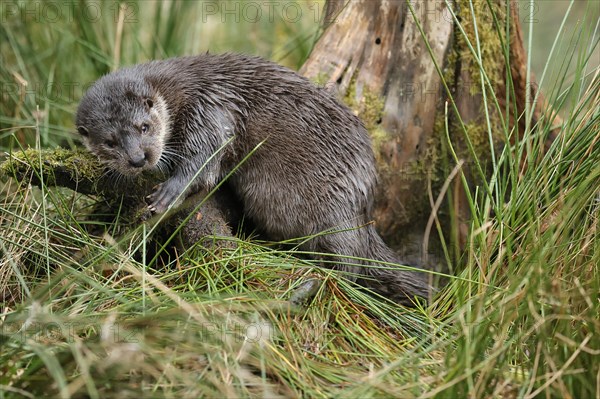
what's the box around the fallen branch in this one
[1,148,239,248]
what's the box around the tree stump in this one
[301,0,560,262]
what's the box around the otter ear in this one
[144,98,154,109]
[77,126,89,137]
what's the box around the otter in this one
[75,53,430,304]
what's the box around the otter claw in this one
[146,179,183,214]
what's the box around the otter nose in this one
[129,154,147,168]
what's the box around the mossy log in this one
[1,148,152,199]
[0,148,238,248]
[302,0,560,257]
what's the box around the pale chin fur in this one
[81,136,92,152]
[152,92,171,152]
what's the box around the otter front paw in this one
[146,180,184,214]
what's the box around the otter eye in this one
[141,123,149,134]
[77,126,89,136]
[105,139,117,148]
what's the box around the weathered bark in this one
[301,0,558,259]
[302,0,454,254]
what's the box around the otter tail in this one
[358,225,432,305]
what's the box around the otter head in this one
[75,74,170,176]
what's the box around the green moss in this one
[369,127,388,164]
[360,89,385,132]
[431,0,508,171]
[463,122,490,157]
[311,73,332,87]
[343,76,385,132]
[433,114,496,167]
[0,148,102,184]
[455,0,506,96]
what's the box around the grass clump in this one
[0,184,433,397]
